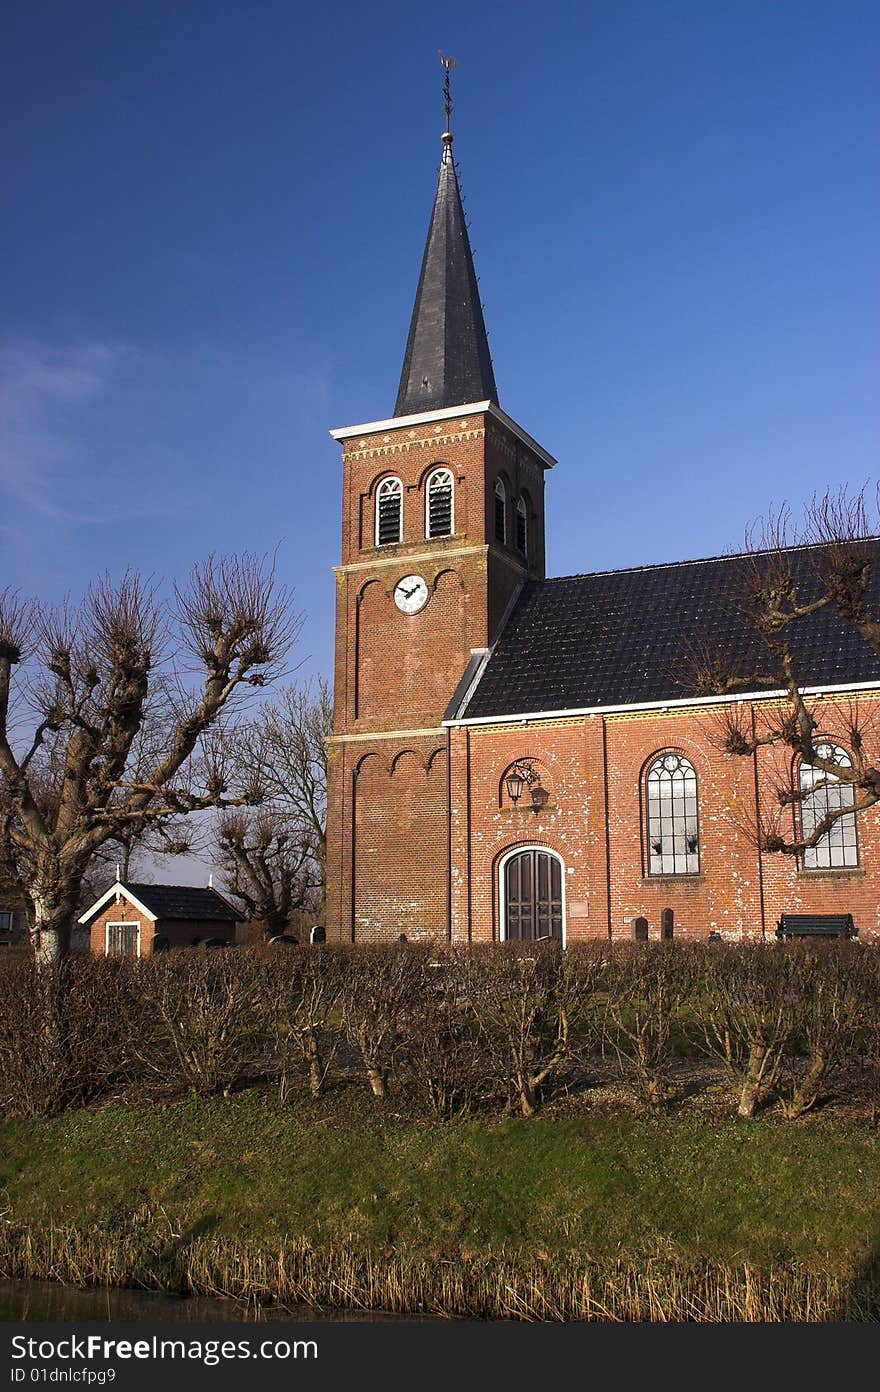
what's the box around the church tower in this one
[324,71,556,942]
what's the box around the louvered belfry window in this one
[516,497,528,556]
[426,468,454,538]
[494,478,507,543]
[375,477,402,546]
[800,742,859,869]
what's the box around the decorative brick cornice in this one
[343,422,484,462]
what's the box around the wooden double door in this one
[503,850,564,942]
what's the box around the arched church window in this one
[515,497,528,557]
[494,478,507,544]
[645,752,700,875]
[426,468,454,538]
[375,476,403,546]
[799,741,859,869]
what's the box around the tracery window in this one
[375,476,403,546]
[494,478,507,544]
[645,752,700,875]
[799,741,859,869]
[426,468,454,538]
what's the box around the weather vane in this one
[438,51,457,135]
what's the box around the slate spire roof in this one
[394,132,499,416]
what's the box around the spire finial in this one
[439,51,457,154]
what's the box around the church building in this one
[324,106,880,945]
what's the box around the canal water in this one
[0,1279,413,1322]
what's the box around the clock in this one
[393,574,429,614]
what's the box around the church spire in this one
[393,57,499,417]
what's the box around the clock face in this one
[393,574,429,614]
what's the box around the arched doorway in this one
[500,848,565,942]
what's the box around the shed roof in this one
[79,881,242,925]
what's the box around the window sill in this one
[368,534,463,554]
[641,874,705,886]
[796,867,865,880]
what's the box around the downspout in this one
[602,717,613,940]
[751,707,767,941]
[446,726,452,943]
[466,728,473,943]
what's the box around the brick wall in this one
[87,899,237,954]
[88,899,154,955]
[330,410,545,736]
[448,694,880,943]
[326,406,549,941]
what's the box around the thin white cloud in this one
[0,337,166,525]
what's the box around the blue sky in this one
[3,0,879,694]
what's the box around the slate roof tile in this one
[394,142,498,417]
[122,883,242,922]
[462,541,880,719]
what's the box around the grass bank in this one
[3,1090,880,1318]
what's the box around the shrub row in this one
[3,941,880,1121]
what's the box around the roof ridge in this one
[123,880,218,890]
[539,534,880,585]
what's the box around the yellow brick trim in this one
[328,727,444,745]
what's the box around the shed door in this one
[106,922,139,957]
[504,851,563,941]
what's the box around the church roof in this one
[455,541,880,721]
[394,135,498,416]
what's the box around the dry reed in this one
[2,1217,878,1322]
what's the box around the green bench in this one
[775,913,857,940]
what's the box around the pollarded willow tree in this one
[691,488,880,858]
[0,555,298,961]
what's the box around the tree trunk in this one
[32,892,75,965]
[365,1064,387,1098]
[782,1052,828,1120]
[737,1042,779,1118]
[305,1034,324,1098]
[518,1074,538,1117]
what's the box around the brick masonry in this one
[325,408,880,945]
[448,699,880,943]
[325,408,547,942]
[87,896,238,955]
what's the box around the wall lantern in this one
[504,760,548,813]
[504,768,527,804]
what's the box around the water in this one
[0,1279,410,1322]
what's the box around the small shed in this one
[78,881,243,957]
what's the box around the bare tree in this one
[603,944,692,1114]
[462,941,603,1117]
[264,947,344,1101]
[340,945,425,1099]
[778,943,867,1120]
[691,487,880,858]
[238,679,332,909]
[216,807,319,939]
[0,556,297,961]
[692,944,793,1118]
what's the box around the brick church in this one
[324,114,880,945]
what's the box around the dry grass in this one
[2,1218,878,1321]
